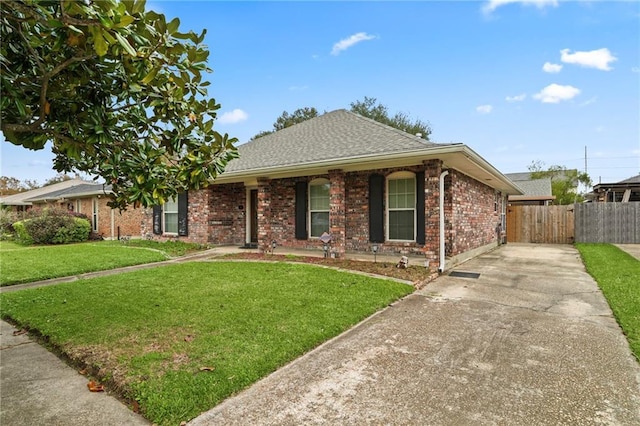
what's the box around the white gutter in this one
[439,170,449,273]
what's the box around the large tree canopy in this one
[251,107,319,140]
[350,97,431,140]
[251,98,431,141]
[1,0,238,209]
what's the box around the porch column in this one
[423,160,443,270]
[256,177,272,252]
[329,169,346,256]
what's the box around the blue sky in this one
[1,0,639,187]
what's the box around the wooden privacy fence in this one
[575,202,640,243]
[506,205,575,244]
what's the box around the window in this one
[92,198,98,232]
[309,179,330,238]
[387,172,416,241]
[153,192,188,236]
[163,198,179,234]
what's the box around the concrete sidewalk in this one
[0,320,149,426]
[190,244,640,425]
[616,243,640,261]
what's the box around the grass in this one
[0,240,205,286]
[0,261,413,425]
[576,243,640,360]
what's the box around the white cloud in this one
[288,85,308,91]
[476,104,493,114]
[543,62,563,73]
[506,93,526,102]
[632,67,640,73]
[218,109,248,124]
[533,83,581,103]
[560,48,617,71]
[595,125,605,133]
[483,0,558,14]
[331,32,376,56]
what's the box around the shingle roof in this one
[618,174,640,184]
[504,172,532,182]
[511,178,553,196]
[26,183,111,202]
[0,179,88,206]
[226,109,442,173]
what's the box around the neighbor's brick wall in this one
[141,188,224,244]
[445,170,501,257]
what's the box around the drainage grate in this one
[449,271,480,279]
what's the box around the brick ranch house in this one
[8,182,144,240]
[143,110,522,272]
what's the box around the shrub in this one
[12,220,33,245]
[13,208,91,245]
[0,209,18,240]
[52,217,91,243]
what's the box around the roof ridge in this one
[338,109,435,146]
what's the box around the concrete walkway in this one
[190,244,640,425]
[0,320,149,426]
[616,243,640,261]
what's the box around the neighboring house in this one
[1,180,144,239]
[143,109,522,271]
[0,178,87,212]
[504,172,555,206]
[588,175,640,203]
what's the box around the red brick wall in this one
[208,184,244,245]
[140,164,502,264]
[445,170,501,256]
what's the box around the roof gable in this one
[226,109,440,173]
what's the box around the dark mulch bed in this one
[221,252,436,287]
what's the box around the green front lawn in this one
[0,261,413,425]
[0,240,204,286]
[576,243,640,360]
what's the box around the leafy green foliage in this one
[252,97,432,140]
[11,220,32,245]
[0,261,413,424]
[251,107,319,139]
[51,216,91,244]
[1,0,238,209]
[11,208,90,245]
[576,244,640,360]
[350,97,432,140]
[528,161,592,204]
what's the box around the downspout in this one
[438,170,449,273]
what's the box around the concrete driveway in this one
[191,244,640,425]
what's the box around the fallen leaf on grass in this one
[87,381,104,392]
[199,366,215,372]
[184,335,195,342]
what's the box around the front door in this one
[250,189,258,244]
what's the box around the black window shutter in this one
[152,205,162,235]
[369,174,384,243]
[295,181,308,240]
[416,171,425,245]
[178,191,188,236]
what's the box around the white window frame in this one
[91,198,98,232]
[75,199,82,213]
[386,171,416,242]
[163,198,179,234]
[308,178,330,238]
